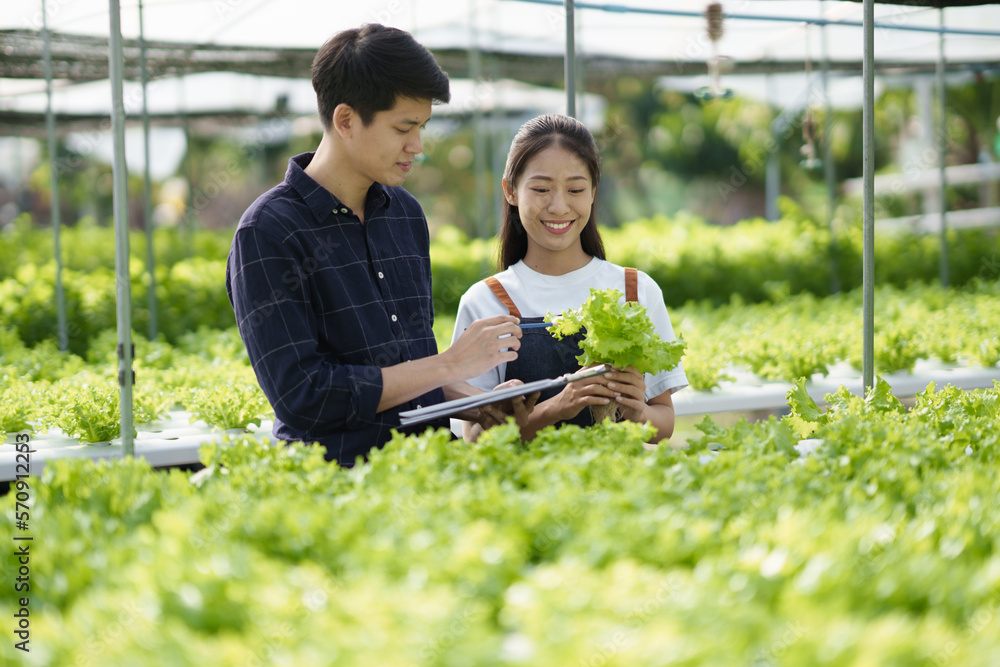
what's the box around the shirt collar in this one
[286,152,393,222]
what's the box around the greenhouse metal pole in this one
[488,28,506,235]
[765,73,780,222]
[820,0,840,293]
[138,0,158,338]
[565,0,576,117]
[108,0,135,457]
[42,1,68,352]
[180,78,195,255]
[862,0,875,394]
[470,0,487,237]
[937,7,949,287]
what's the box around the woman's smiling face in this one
[503,142,596,269]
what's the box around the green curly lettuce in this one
[546,287,686,374]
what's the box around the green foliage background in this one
[2,202,997,356]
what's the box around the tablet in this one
[398,365,611,426]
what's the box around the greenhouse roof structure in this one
[3,0,1000,133]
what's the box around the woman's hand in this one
[462,379,540,431]
[605,366,648,423]
[545,365,616,422]
[505,384,541,430]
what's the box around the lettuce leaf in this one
[547,288,686,374]
[785,377,823,438]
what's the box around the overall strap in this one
[484,276,522,318]
[624,267,638,303]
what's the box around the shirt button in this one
[378,271,384,279]
[340,207,348,214]
[391,314,398,322]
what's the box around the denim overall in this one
[485,267,638,429]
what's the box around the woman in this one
[452,113,688,443]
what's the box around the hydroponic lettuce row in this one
[0,327,270,443]
[671,279,1000,390]
[3,274,999,442]
[1,380,999,665]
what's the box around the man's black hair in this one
[311,23,451,129]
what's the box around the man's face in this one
[347,96,432,188]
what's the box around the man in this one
[226,24,532,466]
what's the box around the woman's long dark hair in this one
[497,114,606,270]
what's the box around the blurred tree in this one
[28,140,149,231]
[947,75,1000,163]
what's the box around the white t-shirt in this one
[451,257,688,399]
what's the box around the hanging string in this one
[801,25,822,169]
[696,2,732,101]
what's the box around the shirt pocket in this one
[383,254,433,318]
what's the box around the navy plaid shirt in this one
[226,152,448,466]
